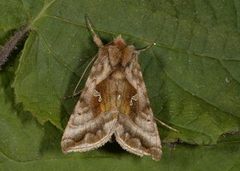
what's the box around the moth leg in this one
[93,89,102,102]
[130,94,138,106]
[154,117,179,132]
[85,15,103,47]
[63,90,82,100]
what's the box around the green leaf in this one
[11,0,240,144]
[0,0,240,170]
[1,133,240,171]
[0,64,44,162]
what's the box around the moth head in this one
[107,35,138,67]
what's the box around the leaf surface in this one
[0,0,240,170]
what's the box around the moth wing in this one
[61,56,117,153]
[114,58,162,161]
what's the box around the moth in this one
[61,17,162,161]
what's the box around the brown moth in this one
[61,17,162,161]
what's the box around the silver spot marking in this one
[130,94,138,106]
[117,94,121,101]
[93,90,102,102]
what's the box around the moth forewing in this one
[61,17,162,161]
[114,49,162,160]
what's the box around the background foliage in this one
[0,0,239,170]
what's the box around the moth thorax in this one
[111,70,125,80]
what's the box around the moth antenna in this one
[136,42,156,53]
[63,90,83,100]
[154,117,179,132]
[85,15,103,47]
[73,55,97,96]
